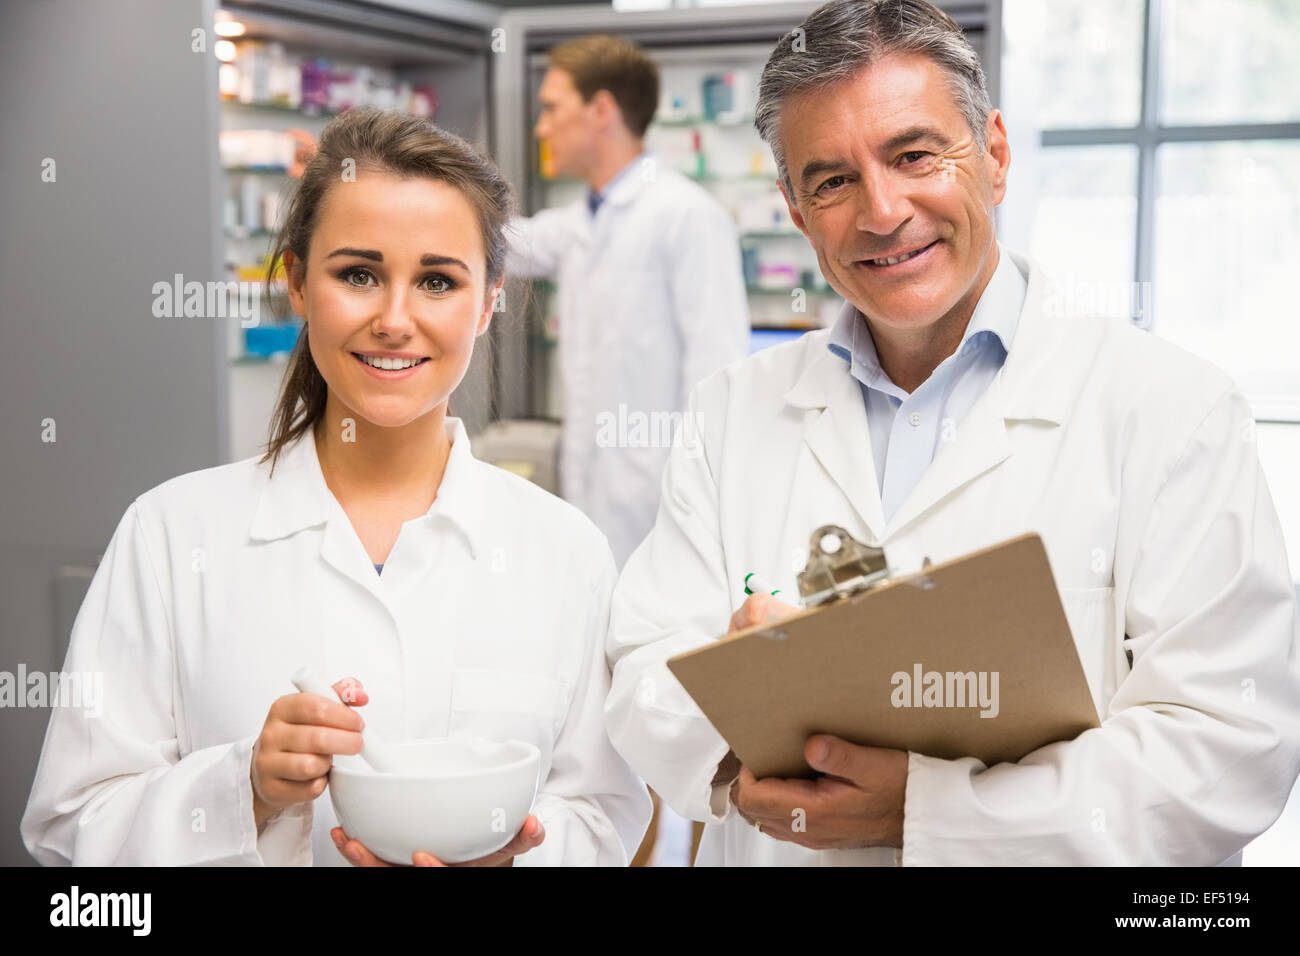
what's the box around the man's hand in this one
[730,735,908,850]
[728,592,800,633]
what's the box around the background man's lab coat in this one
[605,249,1300,866]
[506,154,749,567]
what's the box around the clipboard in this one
[667,529,1101,779]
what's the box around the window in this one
[1005,0,1300,420]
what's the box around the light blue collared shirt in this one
[587,151,646,216]
[827,246,1027,522]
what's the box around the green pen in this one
[743,572,780,596]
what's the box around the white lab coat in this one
[506,154,750,567]
[22,416,651,866]
[605,248,1300,866]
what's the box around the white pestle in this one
[290,665,406,774]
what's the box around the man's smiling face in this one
[778,52,1009,338]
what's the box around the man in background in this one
[506,34,749,571]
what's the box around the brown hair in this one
[259,107,514,473]
[548,34,659,138]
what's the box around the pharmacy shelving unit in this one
[216,0,499,459]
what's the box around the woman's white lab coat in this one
[22,416,651,865]
[506,154,750,567]
[605,249,1300,866]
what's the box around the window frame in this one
[1037,0,1300,423]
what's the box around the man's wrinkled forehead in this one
[781,56,967,175]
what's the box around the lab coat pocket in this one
[449,668,571,755]
[1058,587,1118,720]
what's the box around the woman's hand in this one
[329,815,546,867]
[251,678,369,831]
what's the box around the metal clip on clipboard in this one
[795,525,936,608]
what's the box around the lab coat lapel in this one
[319,499,385,601]
[787,352,888,542]
[883,371,1013,538]
[883,252,1073,538]
[248,430,386,601]
[588,153,652,249]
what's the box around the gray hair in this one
[755,0,993,197]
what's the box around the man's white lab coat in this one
[605,249,1300,865]
[22,416,650,865]
[506,154,749,567]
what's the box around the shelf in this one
[221,98,342,120]
[223,279,289,294]
[223,165,290,175]
[532,171,777,188]
[230,354,291,367]
[219,4,484,67]
[746,285,837,296]
[695,172,777,183]
[652,114,756,129]
[221,98,436,123]
[529,324,819,341]
[533,275,834,299]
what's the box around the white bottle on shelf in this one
[241,175,261,233]
[267,43,301,109]
[261,190,282,233]
[237,41,269,105]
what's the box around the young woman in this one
[21,107,651,866]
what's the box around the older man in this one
[605,0,1300,865]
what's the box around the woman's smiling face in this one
[285,170,499,430]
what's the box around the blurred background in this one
[1,0,1297,866]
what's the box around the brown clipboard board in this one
[667,533,1101,779]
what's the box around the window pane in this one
[1161,0,1300,125]
[1004,0,1143,129]
[1153,141,1300,418]
[1027,145,1139,318]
